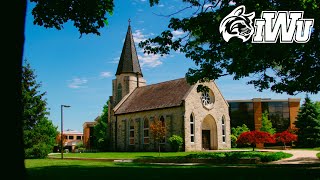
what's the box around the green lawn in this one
[26,159,320,180]
[49,151,197,159]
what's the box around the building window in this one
[76,136,82,140]
[117,83,122,102]
[190,114,195,143]
[222,116,226,143]
[143,118,149,144]
[262,102,290,132]
[229,102,255,130]
[69,135,74,140]
[160,116,166,144]
[129,119,134,145]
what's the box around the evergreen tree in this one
[295,96,320,148]
[22,60,58,158]
[260,110,276,135]
[93,100,109,151]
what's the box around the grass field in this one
[48,151,196,159]
[25,159,320,180]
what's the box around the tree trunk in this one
[158,142,160,157]
[4,0,27,179]
[252,144,255,151]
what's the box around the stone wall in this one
[111,106,185,152]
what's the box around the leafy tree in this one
[141,0,320,94]
[231,124,250,138]
[55,133,67,151]
[260,111,276,135]
[12,1,114,175]
[168,135,184,152]
[274,131,297,149]
[295,96,320,148]
[236,131,275,151]
[231,124,250,148]
[22,60,58,158]
[150,118,166,156]
[93,100,109,151]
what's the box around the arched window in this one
[117,83,122,102]
[160,116,166,143]
[129,119,134,145]
[222,116,226,143]
[143,118,149,144]
[190,114,195,143]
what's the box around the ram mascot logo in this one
[219,6,255,42]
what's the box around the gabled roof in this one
[114,78,191,115]
[115,24,143,76]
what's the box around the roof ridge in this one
[138,77,186,88]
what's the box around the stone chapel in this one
[107,23,231,152]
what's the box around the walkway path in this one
[208,149,320,165]
[262,149,320,164]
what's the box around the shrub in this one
[274,131,297,149]
[184,151,292,162]
[168,135,183,152]
[236,131,275,151]
[230,134,238,148]
[231,124,250,138]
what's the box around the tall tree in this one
[260,110,276,135]
[294,96,320,148]
[12,1,114,175]
[141,0,320,94]
[22,60,58,158]
[93,100,109,151]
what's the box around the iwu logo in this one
[219,5,314,43]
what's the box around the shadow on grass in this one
[27,163,320,180]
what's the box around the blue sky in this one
[23,0,319,132]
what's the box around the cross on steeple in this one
[128,18,131,26]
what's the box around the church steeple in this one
[116,20,143,76]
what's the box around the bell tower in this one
[111,20,146,106]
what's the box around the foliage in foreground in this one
[141,0,320,95]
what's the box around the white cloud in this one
[172,30,186,40]
[203,3,213,9]
[229,1,236,5]
[172,30,185,36]
[138,9,143,12]
[100,72,112,78]
[68,78,88,89]
[133,30,147,43]
[109,57,119,64]
[159,4,165,7]
[138,53,163,68]
[140,0,146,1]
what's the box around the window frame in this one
[190,113,195,143]
[129,119,135,145]
[143,118,149,144]
[222,116,226,143]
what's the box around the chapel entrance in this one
[201,114,218,150]
[202,130,210,150]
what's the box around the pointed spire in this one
[116,20,143,76]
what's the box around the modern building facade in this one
[228,98,301,132]
[83,120,97,149]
